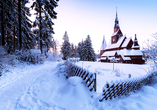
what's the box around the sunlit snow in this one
[0,61,157,110]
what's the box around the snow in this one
[75,61,150,93]
[68,76,83,86]
[105,36,126,50]
[102,48,143,58]
[132,44,140,49]
[0,60,157,110]
[101,50,116,57]
[116,23,119,27]
[121,38,131,48]
[100,57,106,60]
[122,56,131,60]
[117,49,143,56]
[100,36,107,50]
[112,29,119,36]
[115,14,119,22]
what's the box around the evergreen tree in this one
[82,35,96,61]
[81,40,86,60]
[0,0,34,53]
[0,0,16,53]
[31,0,59,54]
[20,0,34,50]
[61,31,71,60]
[77,41,84,60]
[70,43,76,57]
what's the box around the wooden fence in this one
[65,60,96,92]
[99,72,154,102]
[65,59,156,102]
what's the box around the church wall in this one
[100,11,145,64]
[100,50,105,57]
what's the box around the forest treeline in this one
[0,0,59,54]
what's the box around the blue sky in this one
[30,0,157,54]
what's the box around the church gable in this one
[105,36,126,51]
[121,38,133,49]
[100,10,145,64]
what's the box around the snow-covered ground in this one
[75,61,151,93]
[0,61,157,110]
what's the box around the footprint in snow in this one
[135,102,143,109]
[118,105,128,110]
[120,101,127,106]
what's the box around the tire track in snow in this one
[0,62,60,109]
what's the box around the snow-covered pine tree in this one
[61,31,71,60]
[0,0,34,53]
[70,43,76,57]
[20,0,34,50]
[144,33,157,67]
[0,0,17,53]
[31,0,59,54]
[77,41,84,60]
[82,35,96,61]
[74,45,78,57]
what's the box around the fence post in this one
[94,73,97,92]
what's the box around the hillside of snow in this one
[0,61,157,110]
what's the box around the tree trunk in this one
[14,27,16,52]
[1,2,4,46]
[13,0,16,52]
[18,0,22,50]
[39,2,42,54]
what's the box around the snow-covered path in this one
[1,61,157,110]
[0,62,91,110]
[0,62,63,109]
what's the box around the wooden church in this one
[100,11,145,64]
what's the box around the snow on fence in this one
[65,59,157,102]
[99,72,155,102]
[65,60,96,92]
[68,58,80,62]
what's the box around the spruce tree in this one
[82,35,96,61]
[77,41,84,60]
[31,0,59,54]
[61,31,71,60]
[0,0,34,53]
[20,0,34,50]
[81,40,85,61]
[0,0,16,53]
[70,43,76,57]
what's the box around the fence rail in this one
[99,72,154,102]
[66,60,96,92]
[65,59,156,102]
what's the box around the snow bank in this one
[0,61,157,110]
[68,76,83,86]
[75,61,151,93]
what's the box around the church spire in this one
[132,34,140,49]
[100,36,107,51]
[114,7,120,32]
[100,36,107,57]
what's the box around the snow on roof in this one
[101,51,117,57]
[112,29,119,36]
[102,48,143,58]
[121,38,131,48]
[108,57,115,60]
[132,44,140,49]
[116,23,119,28]
[116,15,119,21]
[100,36,107,50]
[123,57,131,60]
[105,36,126,50]
[117,49,143,56]
[118,53,131,60]
[100,57,106,60]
